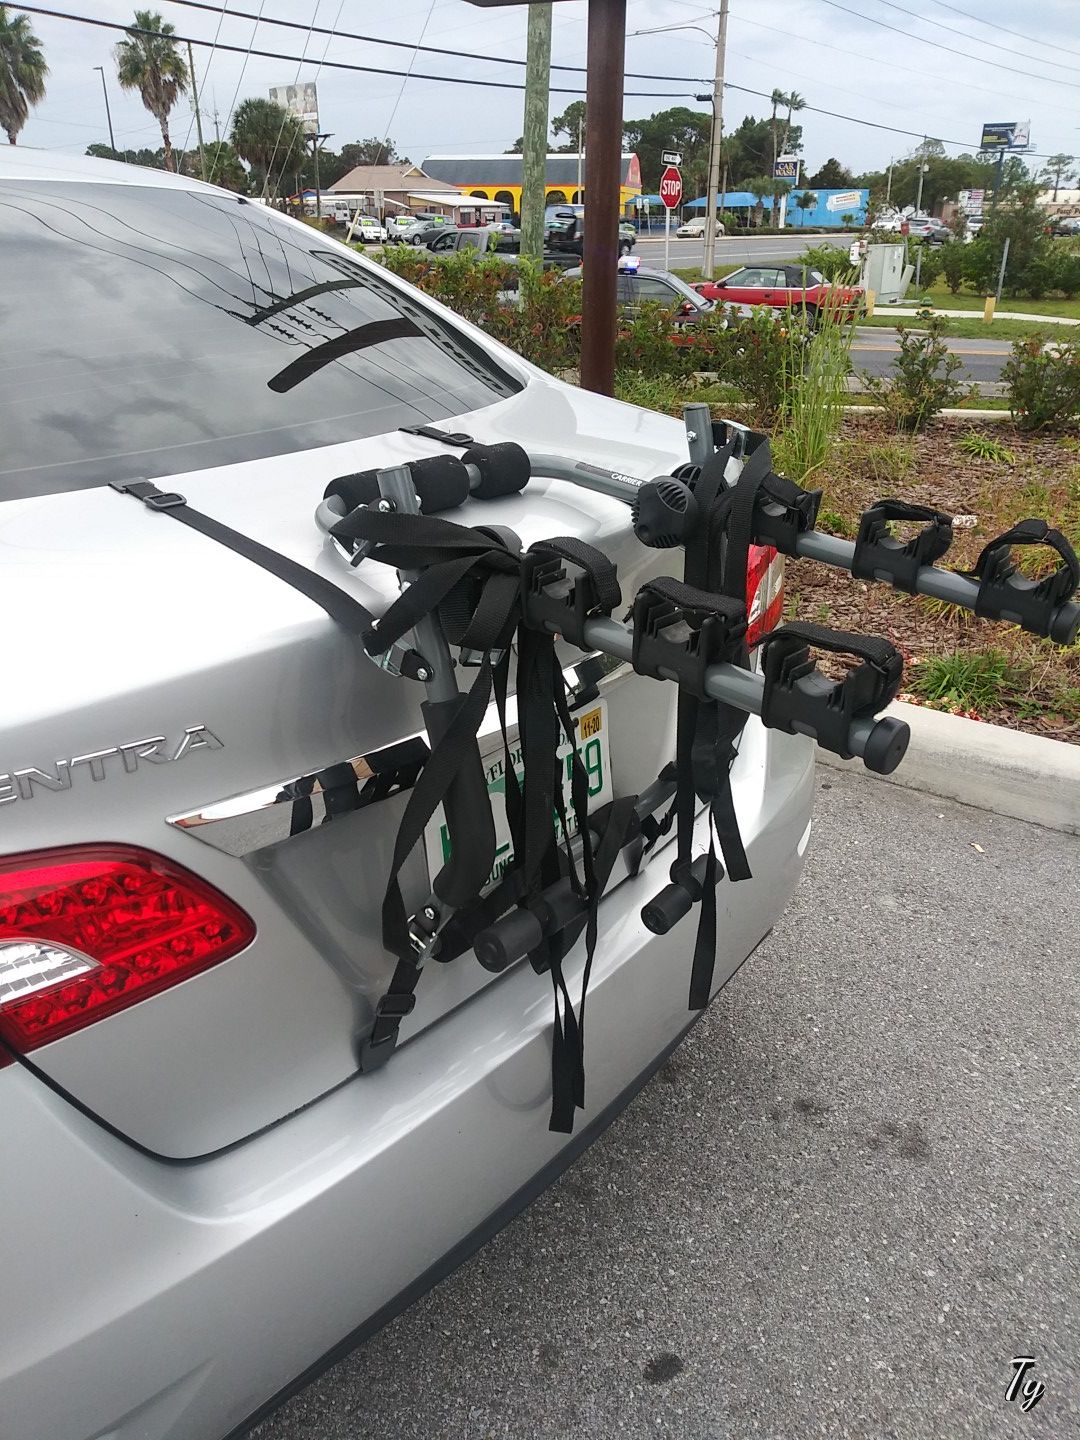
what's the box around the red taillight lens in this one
[0,846,254,1052]
[746,543,785,648]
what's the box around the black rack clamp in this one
[967,520,1080,644]
[852,499,954,594]
[630,577,748,698]
[758,622,909,775]
[520,548,616,650]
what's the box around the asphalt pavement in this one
[252,768,1080,1440]
[635,232,852,270]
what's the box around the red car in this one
[694,263,863,323]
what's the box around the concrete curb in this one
[819,700,1080,835]
[841,405,1012,420]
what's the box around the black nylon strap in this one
[970,519,1079,591]
[113,481,380,639]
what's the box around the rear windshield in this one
[0,180,522,498]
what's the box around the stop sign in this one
[659,165,683,210]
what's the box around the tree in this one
[768,88,785,170]
[779,92,805,159]
[1041,153,1075,201]
[724,113,802,190]
[623,106,711,197]
[114,10,187,172]
[231,96,306,194]
[795,190,817,225]
[0,6,48,145]
[86,141,166,168]
[746,175,775,228]
[337,137,405,170]
[186,140,246,193]
[809,157,853,190]
[551,101,585,153]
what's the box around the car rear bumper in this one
[0,728,814,1440]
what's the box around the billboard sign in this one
[270,82,319,136]
[826,189,862,212]
[773,155,800,182]
[980,120,1030,151]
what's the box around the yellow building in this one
[420,153,643,218]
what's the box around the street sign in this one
[659,166,683,210]
[661,150,682,166]
[980,120,1031,151]
[773,155,800,182]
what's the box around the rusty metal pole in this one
[580,0,626,397]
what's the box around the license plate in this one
[424,701,613,893]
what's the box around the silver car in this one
[0,149,813,1440]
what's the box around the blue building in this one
[673,187,869,229]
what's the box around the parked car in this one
[1050,215,1080,237]
[676,218,726,239]
[903,216,952,245]
[695,264,863,323]
[352,215,387,243]
[0,143,811,1440]
[546,207,636,258]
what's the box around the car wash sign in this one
[773,155,800,182]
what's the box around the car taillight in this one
[0,846,254,1053]
[746,543,785,648]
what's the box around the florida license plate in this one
[424,701,613,893]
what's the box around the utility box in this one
[863,243,912,305]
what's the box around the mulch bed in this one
[780,415,1080,743]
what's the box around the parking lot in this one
[253,768,1080,1439]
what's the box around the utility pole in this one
[702,0,728,282]
[93,67,116,153]
[186,41,207,181]
[580,0,626,395]
[520,4,552,262]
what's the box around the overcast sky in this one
[18,0,1080,181]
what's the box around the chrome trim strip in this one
[167,654,631,858]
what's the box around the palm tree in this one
[795,190,817,226]
[114,10,187,173]
[1042,153,1075,202]
[779,91,805,159]
[747,176,774,228]
[0,7,48,145]
[768,87,785,170]
[231,96,306,196]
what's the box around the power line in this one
[731,11,1080,120]
[810,0,1080,92]
[15,5,694,96]
[909,0,1080,66]
[863,0,1080,77]
[158,0,712,84]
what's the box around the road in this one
[634,231,852,271]
[853,329,1010,386]
[252,768,1080,1440]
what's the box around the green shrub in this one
[941,244,966,294]
[614,371,693,414]
[798,243,854,281]
[863,311,968,430]
[770,316,853,483]
[712,306,794,425]
[911,242,943,294]
[1003,333,1080,431]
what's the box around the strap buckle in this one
[363,631,433,683]
[408,903,441,957]
[144,491,187,510]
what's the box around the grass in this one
[843,392,1011,411]
[860,313,1076,341]
[956,431,1016,463]
[903,277,1080,320]
[909,650,1020,713]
